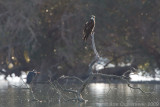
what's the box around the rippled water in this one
[0,81,160,107]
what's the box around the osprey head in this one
[91,15,95,20]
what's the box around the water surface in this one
[0,81,160,107]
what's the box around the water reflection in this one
[87,83,160,107]
[89,83,107,95]
[0,82,160,107]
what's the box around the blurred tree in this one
[0,0,160,80]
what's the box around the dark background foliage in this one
[0,0,160,81]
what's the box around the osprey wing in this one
[83,19,94,41]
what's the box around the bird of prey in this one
[83,15,95,41]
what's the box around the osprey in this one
[83,15,95,41]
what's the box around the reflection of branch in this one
[20,77,39,101]
[79,73,94,93]
[55,80,77,94]
[48,70,152,102]
[121,77,152,94]
[92,73,152,94]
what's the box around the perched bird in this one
[83,15,95,41]
[26,70,40,84]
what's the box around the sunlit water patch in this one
[0,82,160,107]
[0,72,160,107]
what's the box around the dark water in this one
[0,82,160,107]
